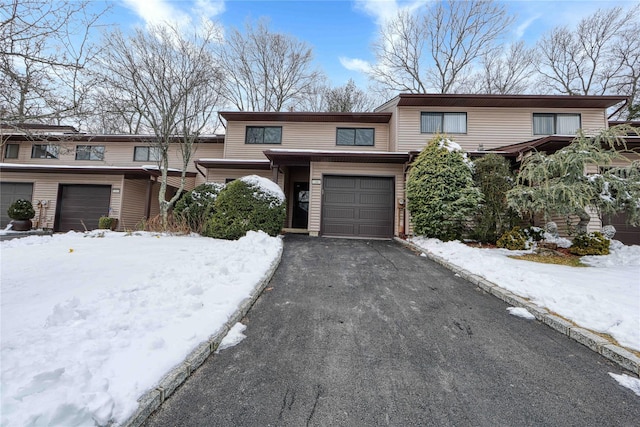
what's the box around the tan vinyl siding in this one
[224,121,390,159]
[395,107,608,152]
[308,162,404,236]
[1,172,124,230]
[120,179,150,230]
[5,140,223,173]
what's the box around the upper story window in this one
[31,144,59,159]
[336,128,375,146]
[4,143,19,159]
[75,145,105,161]
[533,113,581,135]
[134,146,161,162]
[245,126,282,144]
[421,112,467,134]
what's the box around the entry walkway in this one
[145,235,640,426]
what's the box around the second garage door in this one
[55,185,112,232]
[0,182,34,227]
[322,175,394,238]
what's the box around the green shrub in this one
[522,226,545,242]
[407,136,482,241]
[496,226,528,250]
[471,154,518,243]
[98,216,118,230]
[173,183,224,233]
[569,232,610,256]
[7,199,35,220]
[204,176,285,240]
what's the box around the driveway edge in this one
[121,240,284,427]
[395,238,640,376]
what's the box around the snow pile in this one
[241,174,285,205]
[609,373,640,397]
[507,307,536,320]
[582,240,640,267]
[411,237,640,351]
[1,230,282,426]
[216,322,247,353]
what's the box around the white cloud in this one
[121,0,225,28]
[354,0,430,25]
[339,56,373,74]
[515,13,541,39]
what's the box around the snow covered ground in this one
[1,230,282,427]
[411,237,640,352]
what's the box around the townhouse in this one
[2,94,638,243]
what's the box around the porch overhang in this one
[0,163,196,179]
[263,149,411,167]
[195,159,272,170]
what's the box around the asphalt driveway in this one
[144,235,640,426]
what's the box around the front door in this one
[292,182,309,229]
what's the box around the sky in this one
[93,0,640,87]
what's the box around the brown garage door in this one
[605,212,640,245]
[322,175,394,238]
[55,185,111,232]
[1,182,34,227]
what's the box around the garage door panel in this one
[322,175,394,239]
[56,185,111,232]
[325,177,357,189]
[325,192,356,204]
[324,207,355,219]
[359,193,392,205]
[0,183,34,227]
[359,208,393,221]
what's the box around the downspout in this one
[194,162,207,180]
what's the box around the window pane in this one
[148,147,161,161]
[337,128,355,145]
[246,127,264,144]
[556,114,580,134]
[134,146,148,161]
[355,128,374,146]
[5,144,19,159]
[92,146,105,160]
[263,127,282,144]
[76,145,91,160]
[533,114,554,135]
[32,144,58,159]
[443,113,467,133]
[421,113,443,133]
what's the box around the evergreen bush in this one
[7,199,35,220]
[569,232,610,256]
[471,154,518,243]
[98,216,118,230]
[406,136,482,241]
[173,183,224,233]
[205,177,285,240]
[496,226,528,250]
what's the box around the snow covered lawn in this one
[411,237,640,352]
[1,230,282,426]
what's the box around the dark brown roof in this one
[390,94,627,109]
[219,111,392,123]
[195,159,271,170]
[490,135,640,158]
[3,134,224,144]
[1,123,79,133]
[0,163,196,178]
[609,120,640,128]
[263,149,410,166]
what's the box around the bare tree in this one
[610,19,640,120]
[0,0,107,124]
[370,0,513,94]
[217,19,324,111]
[469,41,535,94]
[536,6,638,98]
[324,79,377,112]
[96,23,224,228]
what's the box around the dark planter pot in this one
[10,219,32,231]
